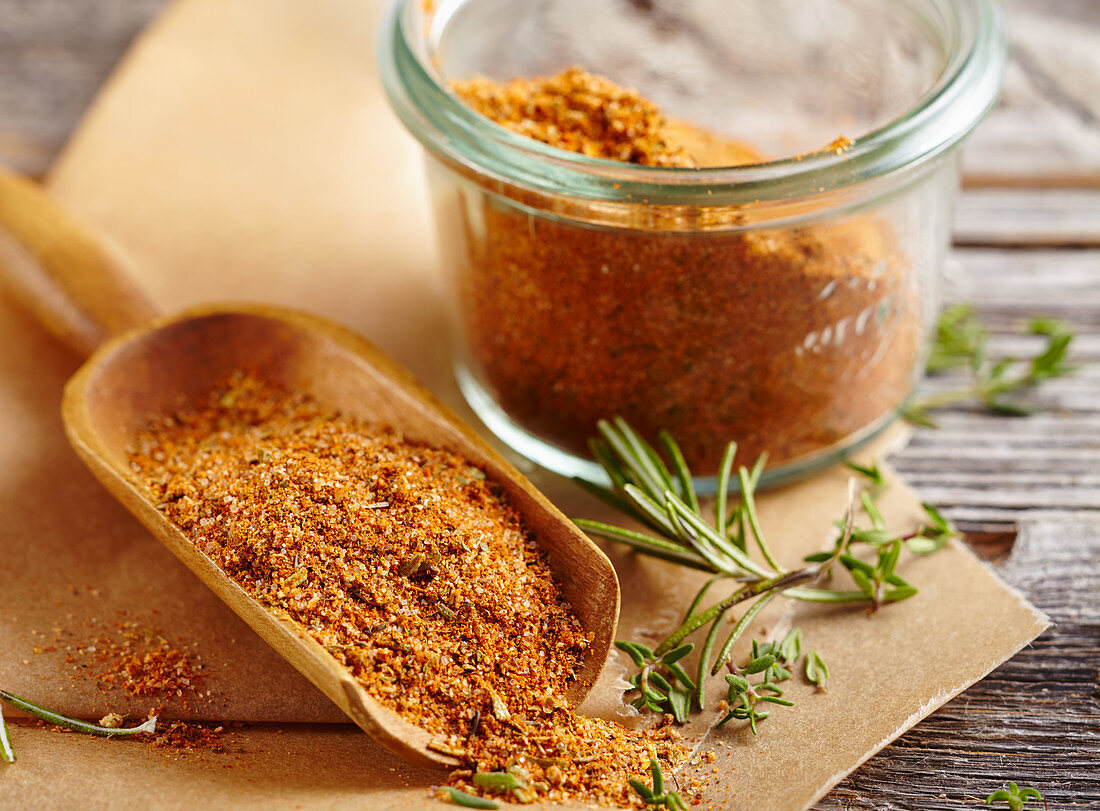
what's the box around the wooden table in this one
[1,1,1097,807]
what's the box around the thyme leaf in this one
[805,651,829,688]
[438,787,500,809]
[471,769,534,802]
[844,459,887,490]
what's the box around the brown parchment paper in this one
[0,0,1047,808]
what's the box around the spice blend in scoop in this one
[127,375,686,807]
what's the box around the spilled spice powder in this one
[28,614,225,752]
[32,611,209,713]
[18,716,228,754]
[127,375,687,807]
[447,68,920,474]
[68,620,207,702]
[150,721,227,751]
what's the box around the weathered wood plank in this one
[0,0,1096,182]
[819,519,1100,810]
[0,0,166,175]
[954,189,1100,247]
[961,0,1100,184]
[943,249,1100,318]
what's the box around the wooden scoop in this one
[0,167,620,768]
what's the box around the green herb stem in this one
[711,591,782,676]
[656,567,817,657]
[0,702,14,763]
[682,574,726,624]
[0,690,156,738]
[439,787,499,809]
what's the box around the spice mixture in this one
[65,620,207,702]
[455,67,695,167]
[127,375,687,807]
[449,68,920,473]
[29,611,209,711]
[26,613,226,752]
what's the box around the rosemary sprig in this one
[904,305,1077,425]
[986,782,1046,811]
[0,690,157,739]
[575,419,953,732]
[629,760,687,810]
[0,701,14,763]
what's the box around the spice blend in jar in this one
[445,69,921,475]
[128,375,687,807]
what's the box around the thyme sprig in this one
[616,640,696,722]
[986,782,1046,811]
[629,759,688,810]
[0,689,157,740]
[717,633,801,733]
[575,419,955,732]
[904,305,1077,426]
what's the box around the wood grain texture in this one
[955,190,1100,247]
[0,166,158,354]
[0,0,1097,182]
[0,0,1096,808]
[962,0,1100,185]
[822,241,1100,808]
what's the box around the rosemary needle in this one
[0,701,14,763]
[0,690,157,739]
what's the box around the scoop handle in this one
[0,165,159,358]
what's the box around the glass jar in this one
[380,0,1006,487]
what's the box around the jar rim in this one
[380,0,1006,206]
